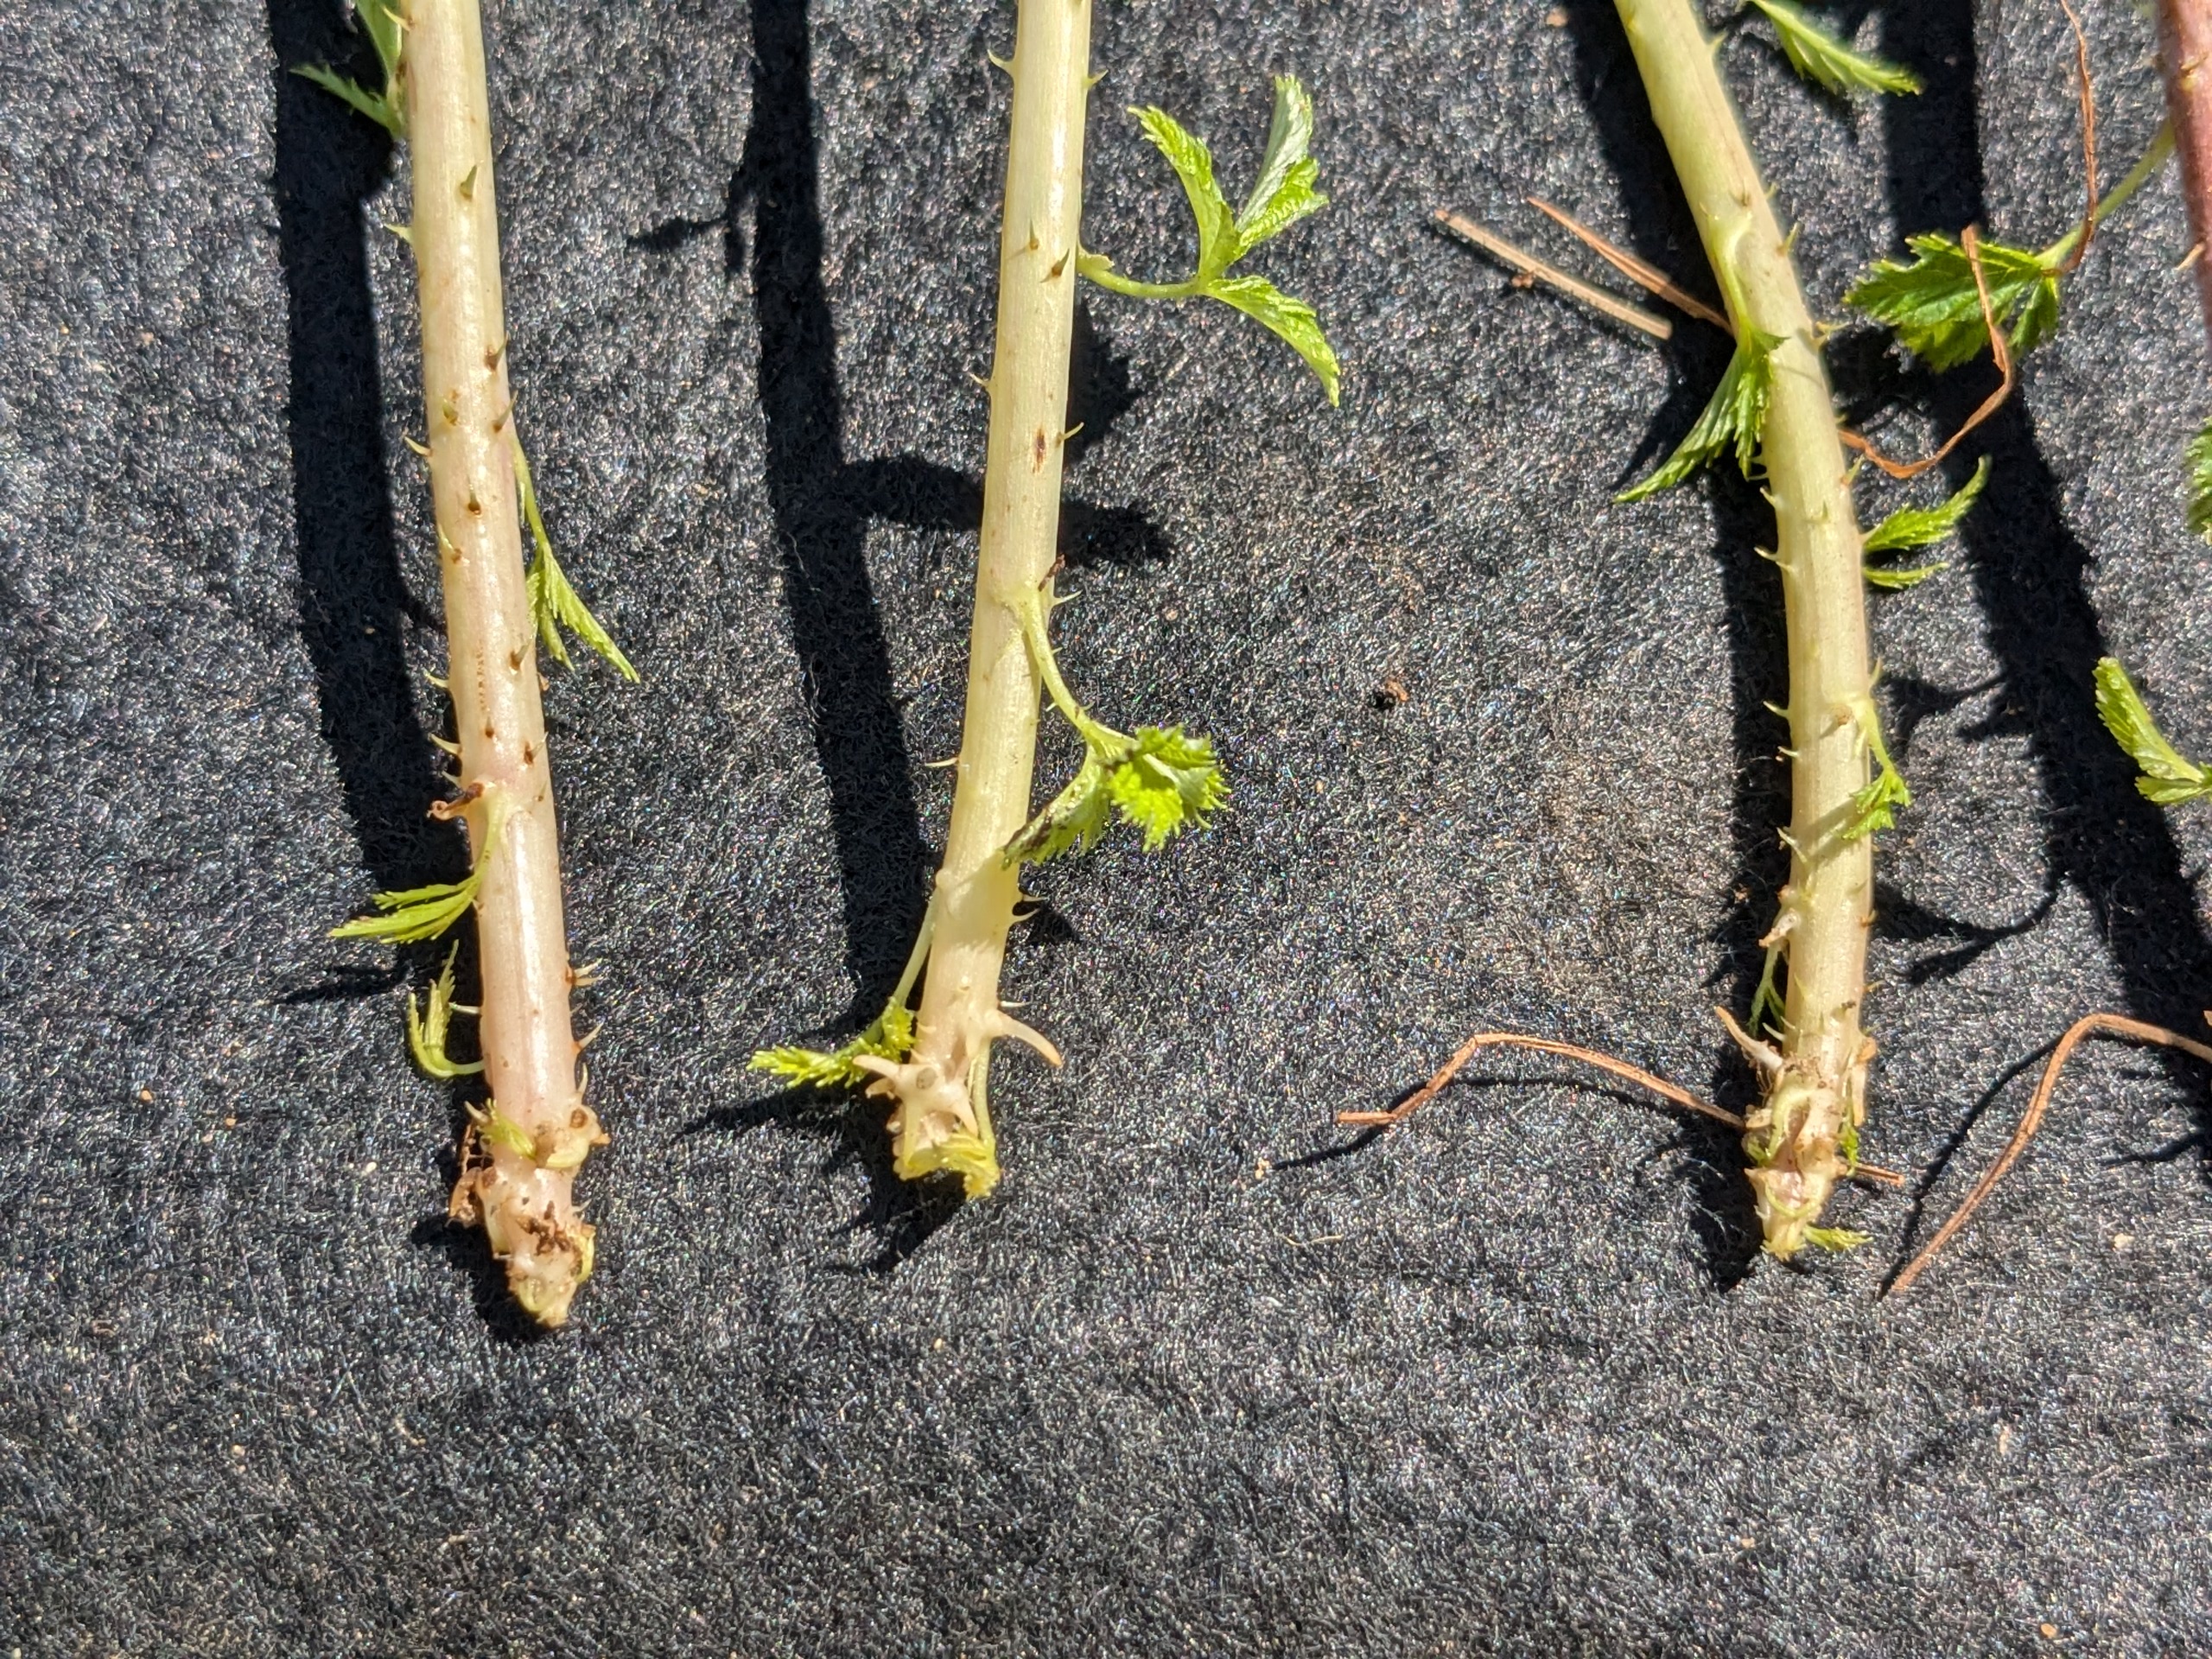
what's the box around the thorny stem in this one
[404,0,602,1322]
[2159,0,2212,340]
[1888,1014,2212,1294]
[1618,0,1878,1256]
[851,0,1092,1196]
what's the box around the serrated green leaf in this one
[1747,0,1922,97]
[1238,75,1315,232]
[406,945,485,1079]
[1107,726,1229,852]
[292,63,399,137]
[1862,560,1948,590]
[2188,418,2212,541]
[1004,751,1116,866]
[1209,274,1341,405]
[1130,105,1239,279]
[2094,657,2212,805]
[515,440,639,681]
[751,1000,918,1090]
[478,1109,537,1159]
[1233,159,1327,256]
[1864,456,1990,551]
[1840,696,1912,841]
[334,795,505,945]
[1847,233,2061,371]
[1618,329,1779,501]
[357,0,403,83]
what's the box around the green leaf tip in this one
[1802,1224,1871,1252]
[407,945,485,1078]
[514,439,639,681]
[1841,696,1911,842]
[1083,77,1339,403]
[751,999,918,1090]
[893,1131,1001,1199]
[2188,419,2212,542]
[1618,328,1780,501]
[2094,657,2212,805]
[333,797,506,946]
[293,0,405,137]
[1745,0,1921,97]
[1847,234,2060,372]
[1864,456,1989,552]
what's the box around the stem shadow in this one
[1558,0,1773,1286]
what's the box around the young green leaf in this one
[407,945,486,1078]
[1862,561,1947,591]
[293,0,404,137]
[1802,1224,1871,1252]
[1209,275,1340,404]
[1006,725,1227,865]
[1863,455,1990,551]
[752,1000,919,1090]
[1080,79,1339,404]
[1745,0,1922,98]
[1846,233,2060,371]
[514,439,639,680]
[2094,657,2212,804]
[1129,105,1239,280]
[1618,328,1780,501]
[1840,696,1911,841]
[334,795,505,944]
[2189,418,2212,542]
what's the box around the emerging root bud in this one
[853,1007,1061,1199]
[450,1102,608,1325]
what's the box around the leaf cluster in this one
[1846,235,2060,371]
[1861,455,1988,589]
[515,439,639,680]
[1081,78,1339,403]
[1006,724,1227,866]
[1745,0,1921,98]
[1841,697,1911,842]
[294,0,404,137]
[1618,328,1780,501]
[334,793,505,944]
[407,946,485,1078]
[2094,658,2212,805]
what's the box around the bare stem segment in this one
[406,0,602,1320]
[2160,0,2212,340]
[1618,0,1876,1255]
[852,0,1092,1192]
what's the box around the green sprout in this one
[1745,0,1921,98]
[1861,454,1989,589]
[2095,657,2212,805]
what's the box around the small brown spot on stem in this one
[522,741,536,766]
[1031,428,1048,469]
[466,493,482,516]
[441,396,460,426]
[1046,248,1070,279]
[509,646,524,671]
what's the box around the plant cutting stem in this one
[852,0,1091,1194]
[1618,0,1875,1255]
[408,0,601,1321]
[2161,0,2212,337]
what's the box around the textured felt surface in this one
[6,0,2212,1651]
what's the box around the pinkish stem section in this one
[2161,0,2212,342]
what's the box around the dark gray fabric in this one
[4,0,2210,1651]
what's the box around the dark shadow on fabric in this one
[1560,0,1773,1283]
[1873,0,2212,1173]
[408,1211,558,1345]
[269,0,457,906]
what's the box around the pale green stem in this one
[861,0,1094,1198]
[1618,0,1874,1257]
[404,0,601,1321]
[2044,122,2176,266]
[1081,266,1205,302]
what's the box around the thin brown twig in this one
[1840,226,2015,480]
[1524,195,1735,332]
[1433,210,1675,339]
[1887,1013,2212,1295]
[1339,1030,1904,1186]
[2056,0,2101,275]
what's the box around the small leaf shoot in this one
[2094,657,2212,804]
[513,439,638,680]
[1617,327,1780,500]
[1841,696,1911,841]
[292,0,404,137]
[1080,77,1340,402]
[1745,0,1921,98]
[406,945,486,1078]
[1862,455,1990,551]
[1001,593,1226,864]
[333,799,506,945]
[753,1001,918,1089]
